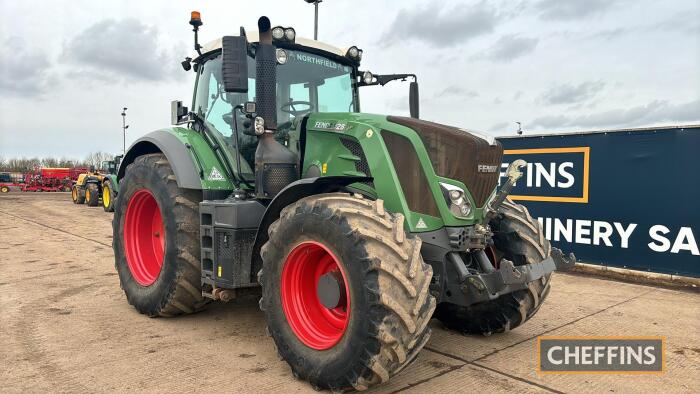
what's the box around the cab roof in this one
[194,31,347,61]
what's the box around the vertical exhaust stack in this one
[255,16,277,130]
[254,16,299,199]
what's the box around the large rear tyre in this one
[434,198,552,335]
[113,153,207,317]
[72,185,85,204]
[86,183,100,206]
[260,193,435,391]
[102,181,115,212]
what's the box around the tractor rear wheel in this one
[113,153,207,317]
[86,183,100,206]
[260,193,435,391]
[72,185,85,204]
[434,198,552,335]
[102,181,115,212]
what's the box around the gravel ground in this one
[1,193,698,393]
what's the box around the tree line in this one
[0,152,114,172]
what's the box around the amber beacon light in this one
[190,11,202,27]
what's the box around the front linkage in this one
[460,248,575,305]
[430,159,576,309]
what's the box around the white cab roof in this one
[195,31,347,60]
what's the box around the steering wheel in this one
[280,100,314,117]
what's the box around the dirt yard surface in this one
[1,193,698,393]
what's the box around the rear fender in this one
[117,129,234,191]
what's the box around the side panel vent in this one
[340,137,374,188]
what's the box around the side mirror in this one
[409,81,419,119]
[171,100,189,125]
[222,35,249,93]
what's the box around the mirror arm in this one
[359,73,417,87]
[376,73,417,86]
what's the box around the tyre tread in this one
[261,193,435,391]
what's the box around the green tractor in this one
[113,13,574,391]
[100,155,122,212]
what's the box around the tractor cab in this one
[172,14,418,192]
[100,155,122,175]
[189,34,358,180]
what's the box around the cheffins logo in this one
[538,336,664,374]
[501,147,590,203]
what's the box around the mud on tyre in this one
[434,198,552,335]
[259,193,435,391]
[113,153,208,317]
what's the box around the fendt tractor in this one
[113,13,575,391]
[71,155,122,212]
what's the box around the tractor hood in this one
[303,112,503,226]
[385,116,503,207]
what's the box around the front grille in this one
[340,137,374,188]
[381,130,440,217]
[387,116,503,207]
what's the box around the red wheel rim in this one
[124,189,165,286]
[281,241,350,350]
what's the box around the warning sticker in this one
[208,167,225,181]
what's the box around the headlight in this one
[440,182,472,218]
[362,71,374,84]
[272,26,285,40]
[346,46,362,61]
[284,28,296,41]
[276,48,288,64]
[254,116,265,135]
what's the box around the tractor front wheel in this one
[260,193,435,391]
[86,183,100,206]
[113,153,207,317]
[1,186,9,193]
[102,181,115,212]
[72,185,85,204]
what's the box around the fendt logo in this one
[501,147,590,203]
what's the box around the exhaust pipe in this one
[254,16,298,199]
[254,16,277,131]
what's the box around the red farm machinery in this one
[0,167,88,193]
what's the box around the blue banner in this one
[498,126,699,277]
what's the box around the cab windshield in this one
[193,48,356,177]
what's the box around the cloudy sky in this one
[1,0,698,159]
